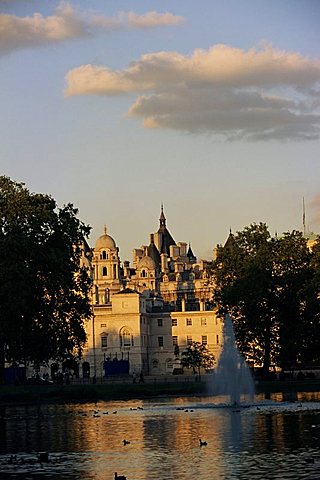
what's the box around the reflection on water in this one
[1,393,320,479]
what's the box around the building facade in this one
[83,207,222,377]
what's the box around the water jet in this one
[210,314,255,405]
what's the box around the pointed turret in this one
[159,204,166,228]
[157,205,176,255]
[147,233,161,269]
[224,228,235,249]
[187,242,196,263]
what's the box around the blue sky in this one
[1,0,320,261]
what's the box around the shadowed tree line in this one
[0,176,92,384]
[211,223,320,378]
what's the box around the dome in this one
[138,255,156,270]
[95,233,116,250]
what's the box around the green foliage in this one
[0,176,92,380]
[212,223,320,374]
[181,341,215,375]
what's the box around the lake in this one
[1,392,320,480]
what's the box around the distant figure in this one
[123,439,130,445]
[199,439,207,447]
[139,371,144,384]
[132,371,137,384]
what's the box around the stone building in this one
[82,207,222,377]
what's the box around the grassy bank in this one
[0,381,206,405]
[2,379,320,406]
[255,379,320,394]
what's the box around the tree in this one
[0,176,92,383]
[212,223,320,376]
[213,223,276,376]
[181,342,215,378]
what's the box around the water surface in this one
[1,393,320,480]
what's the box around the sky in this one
[1,0,320,262]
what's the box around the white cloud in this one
[0,2,184,55]
[65,44,320,141]
[126,11,184,28]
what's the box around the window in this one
[166,358,173,370]
[157,319,163,327]
[172,318,177,326]
[120,327,132,347]
[152,359,159,369]
[186,318,192,326]
[187,336,193,345]
[202,335,208,345]
[158,336,164,347]
[216,334,219,344]
[100,323,107,328]
[102,251,107,260]
[201,317,207,326]
[102,266,107,276]
[141,270,146,278]
[172,336,178,346]
[101,336,108,348]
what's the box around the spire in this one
[104,224,107,235]
[187,242,196,261]
[159,203,166,228]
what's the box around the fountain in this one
[211,314,255,405]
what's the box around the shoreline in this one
[1,379,320,406]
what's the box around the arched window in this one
[141,269,146,278]
[102,250,107,260]
[166,358,173,371]
[102,266,107,276]
[120,327,133,347]
[100,333,108,348]
[152,359,159,369]
[82,361,90,378]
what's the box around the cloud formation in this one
[0,2,184,55]
[65,44,320,141]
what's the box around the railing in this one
[69,373,210,385]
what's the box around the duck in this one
[114,473,126,480]
[38,452,49,463]
[123,439,130,446]
[199,439,207,447]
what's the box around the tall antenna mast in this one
[302,197,306,236]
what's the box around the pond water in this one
[1,392,320,480]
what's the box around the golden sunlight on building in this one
[82,207,222,377]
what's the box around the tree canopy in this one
[0,176,92,382]
[212,223,320,376]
